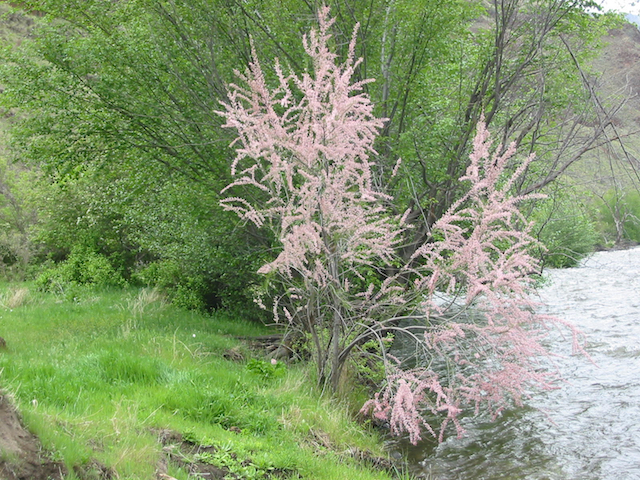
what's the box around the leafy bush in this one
[35,246,126,292]
[28,168,143,277]
[533,194,598,268]
[597,188,640,245]
[132,259,219,311]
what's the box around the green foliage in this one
[0,154,40,280]
[21,157,267,314]
[27,164,143,276]
[0,0,269,316]
[0,0,618,323]
[125,176,269,316]
[246,358,286,381]
[532,193,598,268]
[597,188,640,244]
[392,0,618,219]
[35,246,126,293]
[350,336,394,389]
[134,260,209,311]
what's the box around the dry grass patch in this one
[1,287,30,309]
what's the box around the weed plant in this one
[0,283,393,479]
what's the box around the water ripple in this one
[390,247,640,479]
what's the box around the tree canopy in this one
[0,0,623,305]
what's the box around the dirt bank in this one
[0,393,66,480]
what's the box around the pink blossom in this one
[219,7,582,444]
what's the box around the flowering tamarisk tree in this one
[360,119,583,443]
[218,6,581,443]
[218,6,405,391]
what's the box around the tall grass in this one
[0,286,30,309]
[0,284,393,479]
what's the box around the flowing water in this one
[389,247,640,479]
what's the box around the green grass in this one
[0,284,395,479]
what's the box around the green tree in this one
[0,0,621,308]
[386,0,620,263]
[0,0,271,310]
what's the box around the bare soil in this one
[0,393,66,480]
[156,429,230,479]
[0,394,235,480]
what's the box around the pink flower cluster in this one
[218,7,399,288]
[361,119,584,443]
[219,5,582,444]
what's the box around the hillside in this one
[571,21,640,193]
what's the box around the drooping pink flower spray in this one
[362,118,584,443]
[219,5,583,444]
[217,6,404,390]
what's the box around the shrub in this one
[219,6,581,444]
[133,253,268,317]
[533,194,598,268]
[35,246,126,292]
[597,188,640,245]
[133,259,216,311]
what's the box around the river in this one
[389,247,640,479]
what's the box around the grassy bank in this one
[0,284,399,479]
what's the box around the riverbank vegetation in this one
[0,283,400,479]
[0,0,639,477]
[0,0,630,295]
